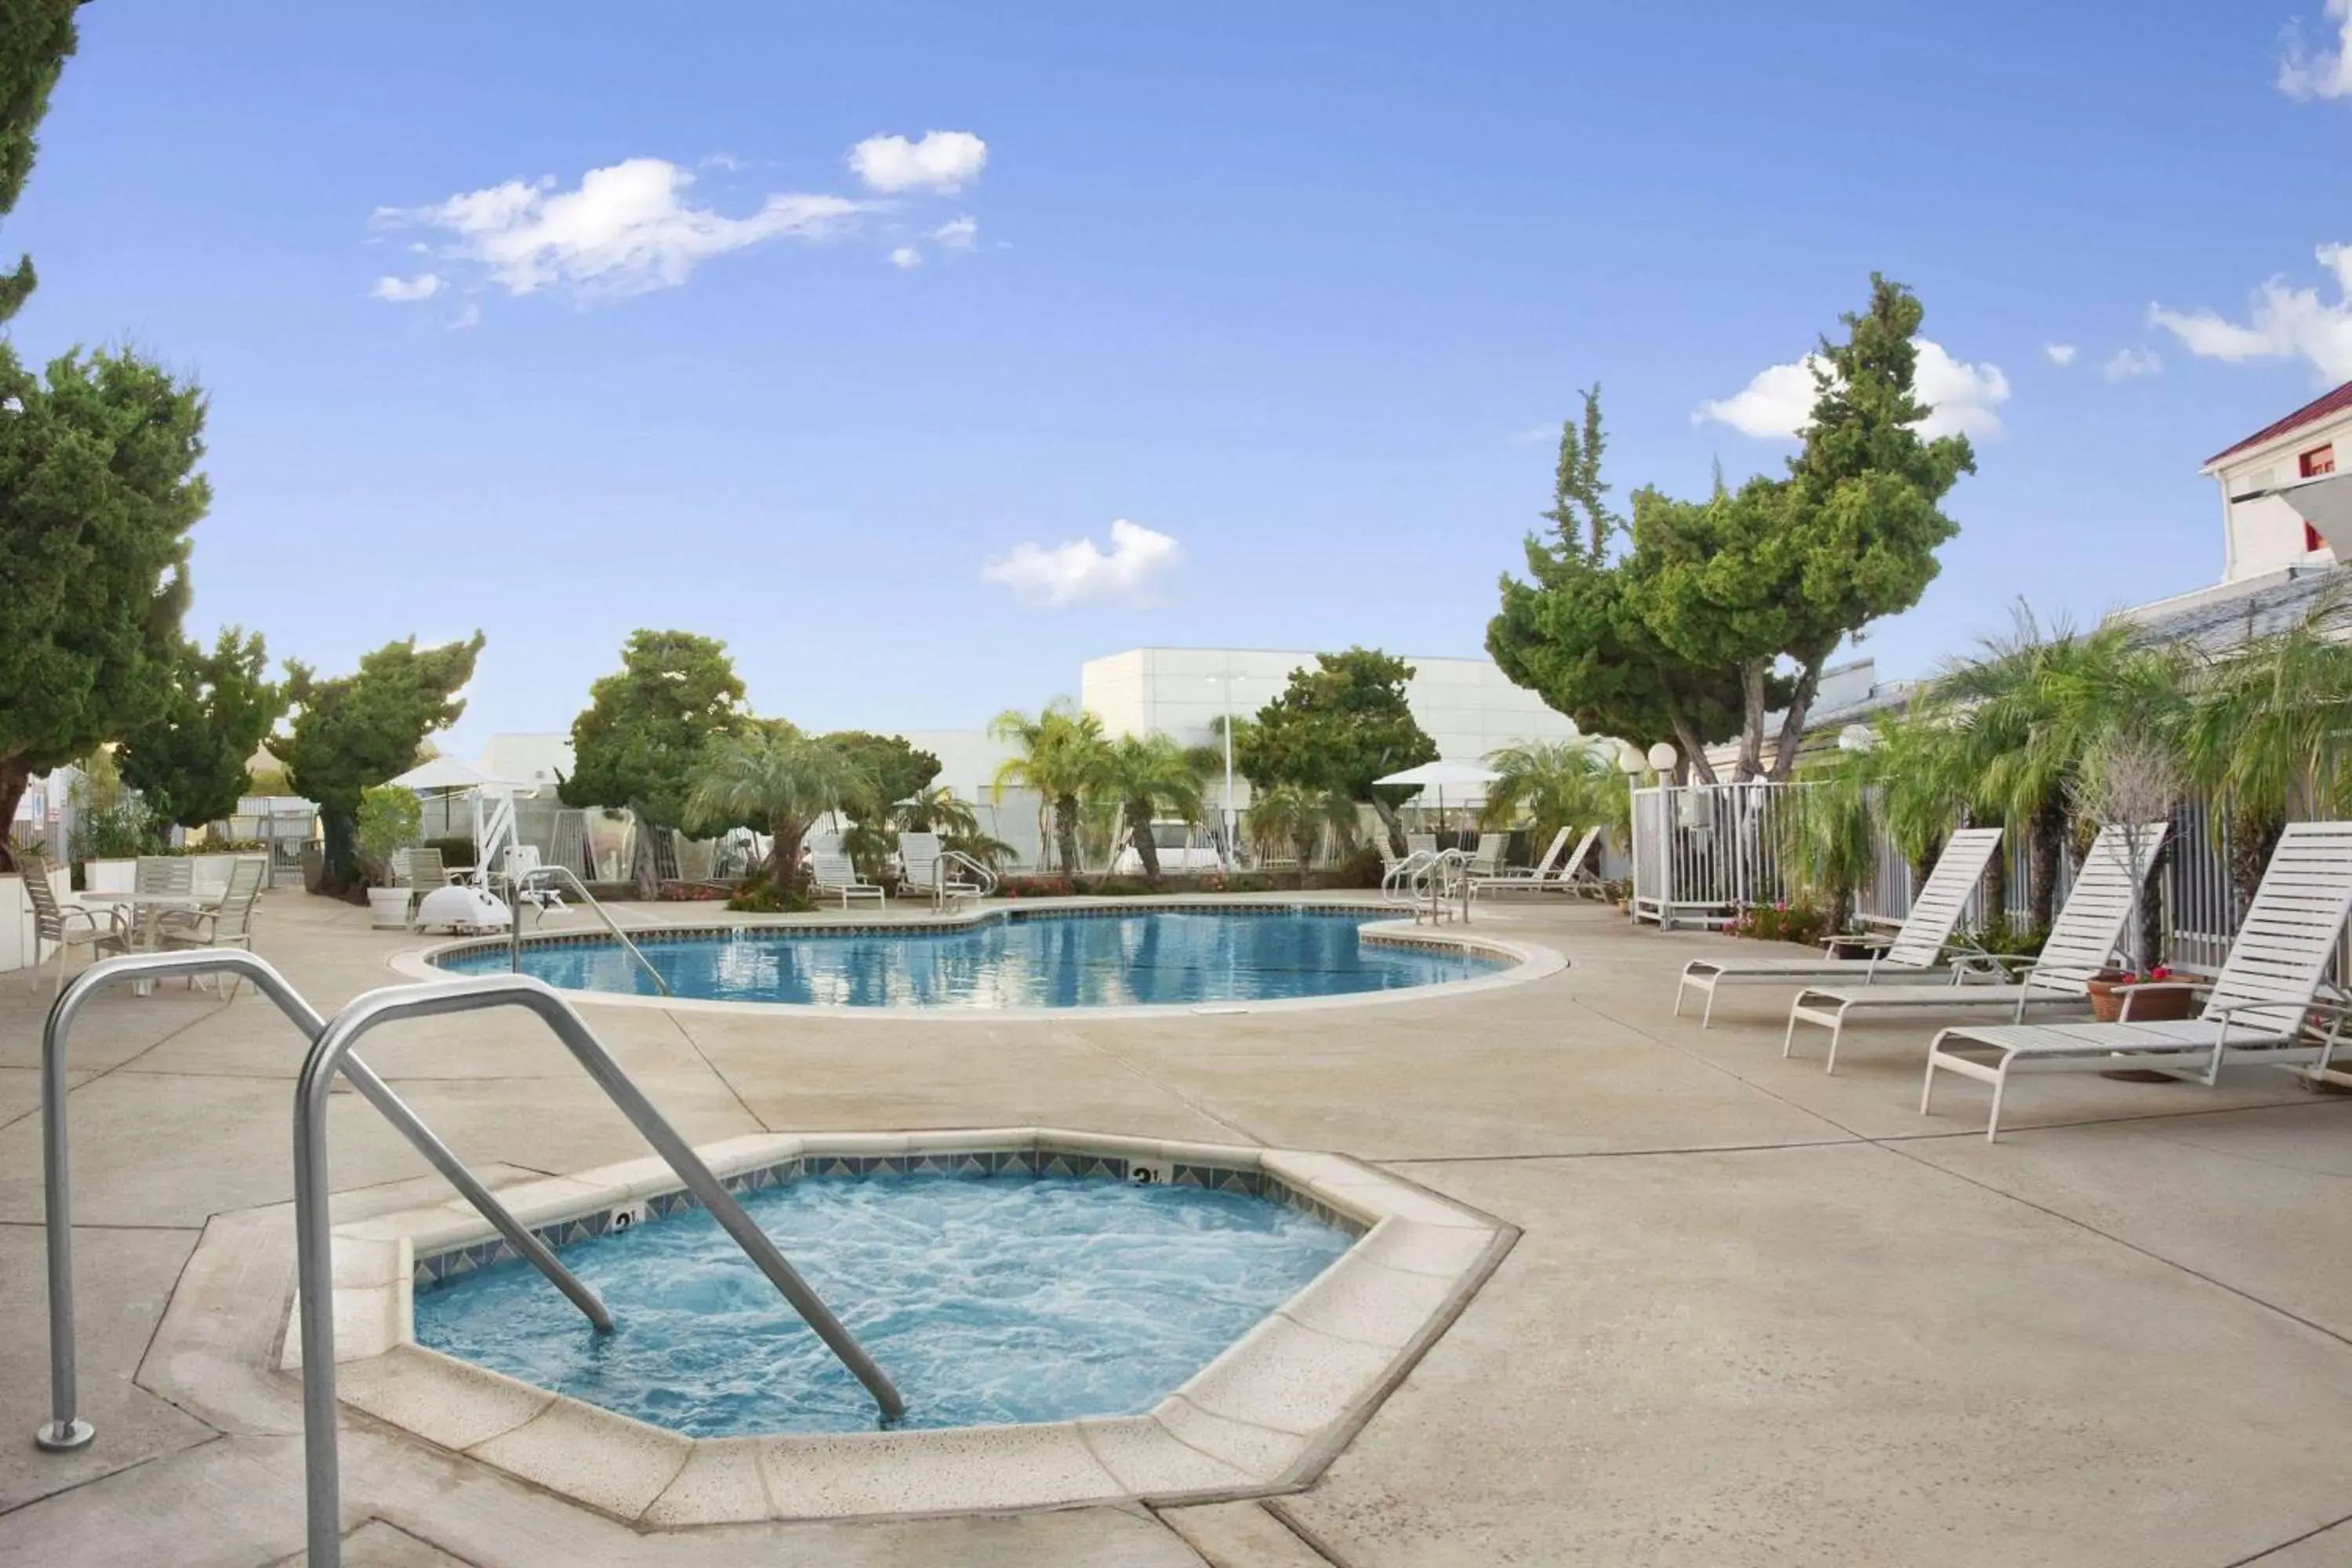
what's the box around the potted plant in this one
[2085,964,2197,1023]
[355,785,422,928]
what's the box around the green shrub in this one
[1970,915,2049,956]
[354,786,422,886]
[724,869,814,914]
[1729,900,1831,946]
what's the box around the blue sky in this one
[10,1,2352,756]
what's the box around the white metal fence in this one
[1628,779,2263,971]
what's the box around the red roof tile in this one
[2206,378,2352,469]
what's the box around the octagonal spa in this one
[301,1129,1510,1525]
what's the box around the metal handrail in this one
[1417,848,1473,926]
[932,848,997,909]
[291,974,902,1568]
[32,950,612,1456]
[1381,848,1438,906]
[504,862,671,996]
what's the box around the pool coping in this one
[293,1127,1516,1527]
[388,897,1567,1020]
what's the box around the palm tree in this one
[685,724,873,901]
[1921,606,2186,927]
[892,784,980,838]
[1245,783,1356,888]
[1479,739,1628,853]
[2178,590,2352,910]
[989,700,1109,875]
[1780,748,1875,933]
[1092,733,1209,884]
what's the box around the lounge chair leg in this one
[1700,985,1717,1029]
[1985,1063,2009,1143]
[1824,1016,1843,1076]
[1919,1051,1938,1115]
[1671,975,1689,1018]
[1780,1010,1800,1058]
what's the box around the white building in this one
[2201,381,2351,583]
[1080,647,1577,758]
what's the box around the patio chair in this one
[1921,819,2352,1140]
[161,856,268,996]
[134,855,194,896]
[1671,827,2004,1027]
[811,850,887,911]
[1472,826,1571,896]
[397,848,464,925]
[1468,833,1508,877]
[1781,822,2167,1072]
[20,850,130,997]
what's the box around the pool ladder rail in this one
[500,861,671,996]
[932,848,999,910]
[35,951,902,1568]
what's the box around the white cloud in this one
[370,272,444,303]
[848,130,988,194]
[931,215,979,249]
[980,519,1181,606]
[2149,243,2352,381]
[2044,343,2078,366]
[374,158,867,301]
[1508,423,1555,445]
[1694,339,2008,441]
[2103,347,2163,381]
[890,245,922,270]
[2280,0,2352,99]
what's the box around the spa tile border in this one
[313,1127,1511,1527]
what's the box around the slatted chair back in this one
[1559,826,1604,884]
[1470,833,1507,875]
[811,851,862,889]
[1523,826,1572,877]
[18,851,69,939]
[898,832,942,888]
[1883,827,2005,970]
[135,855,193,895]
[1406,833,1437,859]
[2200,821,2352,1033]
[399,848,447,888]
[2027,822,2169,993]
[212,858,268,943]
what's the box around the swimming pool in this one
[412,1171,1355,1437]
[434,907,1508,1009]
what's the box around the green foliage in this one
[274,633,484,887]
[685,724,873,898]
[1635,277,1973,778]
[1232,649,1436,801]
[1728,899,1832,947]
[1779,751,1875,932]
[1244,782,1357,887]
[0,345,211,861]
[822,731,940,811]
[1487,391,1747,778]
[67,752,148,861]
[723,866,815,915]
[0,0,78,321]
[990,699,1109,874]
[353,784,421,880]
[893,784,979,837]
[1093,733,1208,884]
[116,628,285,829]
[1479,740,1626,850]
[561,630,746,829]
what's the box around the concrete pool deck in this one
[3,888,2351,1565]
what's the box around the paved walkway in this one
[2,891,2350,1565]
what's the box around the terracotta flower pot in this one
[2085,971,2196,1023]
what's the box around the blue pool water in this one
[413,1174,1353,1436]
[437,907,1503,1007]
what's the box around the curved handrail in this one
[33,950,611,1456]
[935,848,998,906]
[506,863,671,996]
[291,975,902,1567]
[1381,848,1439,906]
[1418,848,1474,925]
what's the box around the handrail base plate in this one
[35,1418,94,1452]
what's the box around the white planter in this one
[366,887,412,929]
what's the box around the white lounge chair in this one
[1475,826,1602,897]
[502,844,567,924]
[811,849,887,911]
[1474,826,1569,890]
[1466,833,1507,877]
[1922,820,2352,1140]
[1782,822,2167,1072]
[1672,826,2004,1027]
[898,832,982,907]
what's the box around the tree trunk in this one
[1055,793,1082,881]
[770,815,804,900]
[1128,798,1161,884]
[630,822,659,900]
[320,809,358,895]
[0,757,27,873]
[1667,711,1719,785]
[1734,662,1768,780]
[2028,800,2065,931]
[1764,655,1827,782]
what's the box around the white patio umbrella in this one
[387,756,531,862]
[1372,759,1501,835]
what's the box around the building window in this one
[2301,445,2336,477]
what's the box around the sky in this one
[9,1,2352,758]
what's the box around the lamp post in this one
[1206,673,1246,868]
